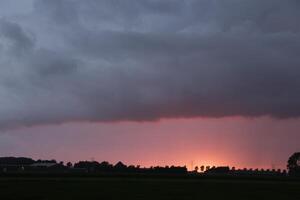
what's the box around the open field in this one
[0,176,300,200]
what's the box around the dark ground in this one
[0,176,300,200]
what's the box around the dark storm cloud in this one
[0,19,34,55]
[1,0,300,128]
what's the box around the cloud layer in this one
[1,0,300,128]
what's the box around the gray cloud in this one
[0,0,300,129]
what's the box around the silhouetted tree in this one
[200,165,205,172]
[66,162,73,168]
[74,161,100,172]
[194,166,199,172]
[282,169,287,175]
[287,152,300,176]
[205,166,210,171]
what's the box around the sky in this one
[0,0,300,170]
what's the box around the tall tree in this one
[287,152,300,176]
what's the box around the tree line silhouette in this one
[0,152,299,177]
[0,157,187,175]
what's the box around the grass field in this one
[1,177,300,200]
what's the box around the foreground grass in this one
[0,177,300,200]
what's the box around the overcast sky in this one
[0,0,299,169]
[1,0,300,128]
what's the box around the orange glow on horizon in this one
[7,116,295,171]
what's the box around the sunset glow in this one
[1,116,298,170]
[0,0,300,175]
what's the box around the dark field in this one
[1,177,300,200]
